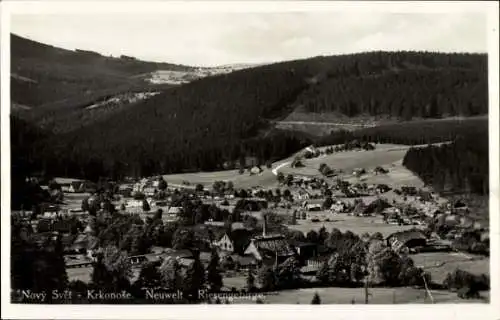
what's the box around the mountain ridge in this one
[10,35,488,181]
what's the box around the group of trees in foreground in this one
[12,215,490,303]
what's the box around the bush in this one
[452,231,489,256]
[311,292,321,304]
[404,267,431,287]
[457,286,481,299]
[292,158,305,168]
[443,269,489,298]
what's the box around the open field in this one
[258,287,489,304]
[67,266,143,284]
[67,267,93,283]
[161,144,418,190]
[343,160,425,188]
[223,274,247,290]
[161,148,304,190]
[288,213,423,238]
[279,144,412,178]
[412,252,490,283]
[163,169,279,190]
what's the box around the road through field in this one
[272,162,290,176]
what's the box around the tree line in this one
[317,117,487,147]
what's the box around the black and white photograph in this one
[1,1,499,318]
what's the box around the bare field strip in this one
[161,150,302,190]
[162,169,279,190]
[412,252,490,283]
[67,267,92,283]
[242,287,488,304]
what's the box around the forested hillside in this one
[11,40,489,181]
[403,131,488,196]
[11,34,191,109]
[292,53,487,118]
[11,116,52,209]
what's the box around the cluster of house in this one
[58,213,324,284]
[23,170,488,285]
[42,178,98,194]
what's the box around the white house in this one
[127,199,143,208]
[213,233,235,253]
[330,201,347,213]
[250,166,262,175]
[167,206,182,215]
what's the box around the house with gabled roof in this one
[213,228,253,255]
[244,234,296,265]
[243,217,295,265]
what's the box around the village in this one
[11,142,490,304]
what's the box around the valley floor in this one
[61,142,489,304]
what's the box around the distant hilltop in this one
[146,63,266,85]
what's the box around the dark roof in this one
[252,235,295,257]
[454,200,467,208]
[387,230,426,244]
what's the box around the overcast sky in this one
[11,12,487,67]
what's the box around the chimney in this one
[262,214,267,237]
